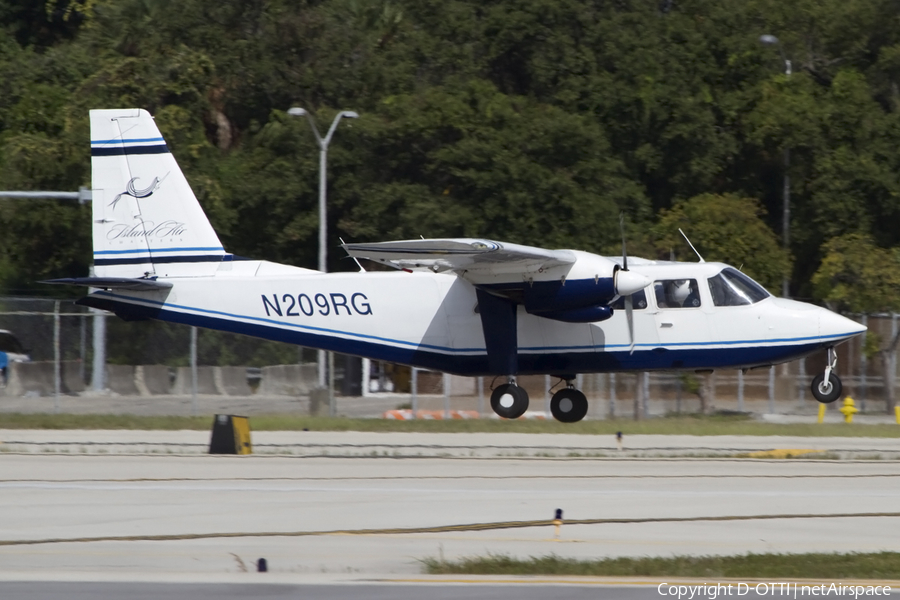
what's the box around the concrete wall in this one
[2,361,84,396]
[172,366,218,395]
[257,364,317,396]
[107,365,139,395]
[214,367,252,396]
[136,365,171,395]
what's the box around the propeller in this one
[618,213,638,354]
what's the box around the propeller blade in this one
[625,295,635,354]
[619,213,628,271]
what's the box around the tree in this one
[648,193,791,292]
[812,233,900,412]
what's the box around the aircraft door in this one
[651,279,713,362]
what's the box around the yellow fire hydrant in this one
[839,397,858,423]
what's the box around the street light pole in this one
[782,146,790,298]
[759,34,792,298]
[288,107,359,388]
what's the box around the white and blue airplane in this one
[50,108,865,422]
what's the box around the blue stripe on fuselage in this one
[83,293,838,376]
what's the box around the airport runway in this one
[15,581,898,600]
[1,432,899,597]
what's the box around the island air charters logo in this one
[109,173,169,209]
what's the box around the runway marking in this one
[383,577,663,586]
[382,577,900,587]
[3,451,898,463]
[2,481,897,498]
[2,512,900,547]
[5,440,899,452]
[3,472,900,483]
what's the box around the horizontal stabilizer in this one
[42,277,173,291]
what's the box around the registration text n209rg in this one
[261,293,372,317]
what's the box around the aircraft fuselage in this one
[80,257,861,378]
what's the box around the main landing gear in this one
[811,346,842,404]
[550,383,588,423]
[490,377,590,422]
[490,379,530,419]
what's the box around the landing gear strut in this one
[811,347,842,404]
[550,383,589,423]
[490,379,530,419]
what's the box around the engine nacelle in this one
[476,252,649,317]
[522,278,617,313]
[530,305,614,324]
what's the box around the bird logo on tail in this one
[109,174,169,209]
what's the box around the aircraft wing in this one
[342,239,576,275]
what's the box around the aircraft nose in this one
[818,308,866,342]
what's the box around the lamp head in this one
[759,34,779,46]
[342,111,359,119]
[287,107,307,117]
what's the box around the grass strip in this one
[421,552,900,580]
[0,412,897,437]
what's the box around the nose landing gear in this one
[812,347,842,404]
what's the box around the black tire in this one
[490,383,529,419]
[550,388,589,423]
[811,372,842,404]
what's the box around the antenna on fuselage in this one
[678,228,705,263]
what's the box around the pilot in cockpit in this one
[656,279,700,308]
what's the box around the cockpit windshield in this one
[707,268,770,306]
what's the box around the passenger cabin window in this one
[707,268,769,307]
[654,279,701,309]
[611,288,648,310]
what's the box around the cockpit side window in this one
[654,279,701,309]
[707,267,770,306]
[611,288,648,310]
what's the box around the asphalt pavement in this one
[2,430,899,599]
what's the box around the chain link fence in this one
[0,297,895,417]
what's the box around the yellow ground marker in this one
[744,449,825,459]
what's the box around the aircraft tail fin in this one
[90,109,228,278]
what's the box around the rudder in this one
[90,108,227,278]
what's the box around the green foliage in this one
[1,0,899,311]
[343,81,646,252]
[423,551,900,579]
[812,233,900,314]
[650,194,791,291]
[864,331,883,361]
[679,373,701,396]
